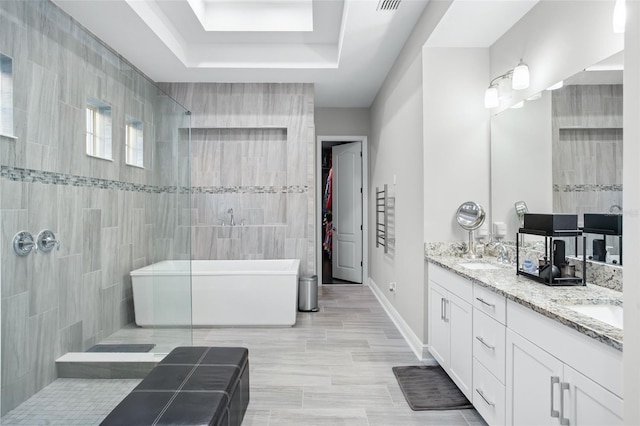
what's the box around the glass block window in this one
[86,97,112,160]
[0,53,13,137]
[125,116,144,168]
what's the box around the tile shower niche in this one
[190,127,295,260]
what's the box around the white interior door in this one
[332,142,363,283]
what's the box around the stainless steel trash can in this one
[298,275,319,312]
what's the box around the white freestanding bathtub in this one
[130,259,301,327]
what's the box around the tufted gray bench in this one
[101,347,249,426]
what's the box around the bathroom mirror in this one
[456,201,486,230]
[490,50,623,265]
[456,201,485,259]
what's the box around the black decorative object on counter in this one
[516,213,586,286]
[582,213,623,266]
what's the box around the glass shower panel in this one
[150,89,192,354]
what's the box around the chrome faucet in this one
[227,208,235,226]
[489,241,510,264]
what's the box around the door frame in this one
[316,135,369,286]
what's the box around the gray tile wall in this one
[0,0,188,415]
[160,83,316,274]
[552,85,623,218]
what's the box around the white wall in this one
[315,108,370,137]
[490,92,552,239]
[490,1,623,112]
[369,0,452,347]
[624,3,640,423]
[422,47,491,243]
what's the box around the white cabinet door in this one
[506,329,563,426]
[448,292,473,399]
[428,281,449,367]
[563,365,623,426]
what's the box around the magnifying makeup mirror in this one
[456,201,486,259]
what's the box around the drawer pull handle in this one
[475,336,495,351]
[550,376,560,418]
[476,297,496,309]
[475,388,495,407]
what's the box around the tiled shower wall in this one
[0,0,187,414]
[160,83,316,274]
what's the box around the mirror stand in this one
[466,230,481,259]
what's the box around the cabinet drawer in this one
[473,309,506,384]
[473,284,506,324]
[429,263,472,301]
[473,358,506,426]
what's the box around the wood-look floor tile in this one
[251,365,332,387]
[302,385,394,409]
[240,408,271,426]
[248,386,304,409]
[305,339,370,352]
[94,285,485,425]
[365,407,471,426]
[329,365,398,386]
[268,408,368,425]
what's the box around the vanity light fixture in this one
[613,0,626,33]
[484,86,499,109]
[526,92,542,101]
[546,81,564,91]
[484,59,530,108]
[511,60,530,90]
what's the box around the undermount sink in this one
[458,262,501,271]
[564,302,623,329]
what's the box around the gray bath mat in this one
[87,344,156,353]
[392,365,473,411]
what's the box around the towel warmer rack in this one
[376,185,388,253]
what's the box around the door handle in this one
[559,382,570,426]
[550,376,560,418]
[441,298,445,321]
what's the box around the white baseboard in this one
[367,277,433,362]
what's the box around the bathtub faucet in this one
[227,208,235,226]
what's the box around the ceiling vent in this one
[377,0,401,11]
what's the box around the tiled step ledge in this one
[56,352,166,379]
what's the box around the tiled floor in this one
[1,285,486,425]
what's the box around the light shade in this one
[526,92,542,101]
[484,86,499,109]
[546,81,564,91]
[613,0,626,33]
[512,62,530,90]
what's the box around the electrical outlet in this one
[389,282,396,292]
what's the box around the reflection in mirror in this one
[490,51,623,265]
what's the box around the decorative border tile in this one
[191,185,308,194]
[0,166,309,194]
[554,184,622,192]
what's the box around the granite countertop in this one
[425,254,623,351]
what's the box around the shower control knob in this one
[37,230,60,253]
[13,231,37,256]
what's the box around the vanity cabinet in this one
[428,264,473,399]
[506,301,623,426]
[426,261,622,426]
